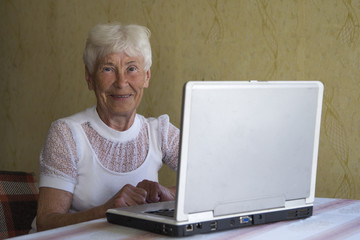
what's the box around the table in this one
[8,198,360,240]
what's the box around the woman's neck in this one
[96,106,136,131]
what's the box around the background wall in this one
[0,0,359,200]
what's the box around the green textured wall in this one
[1,0,359,199]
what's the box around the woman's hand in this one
[103,184,147,209]
[136,180,176,203]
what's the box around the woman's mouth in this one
[110,94,133,99]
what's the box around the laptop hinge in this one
[285,198,308,208]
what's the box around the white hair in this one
[83,23,152,74]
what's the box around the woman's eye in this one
[128,66,137,72]
[103,67,112,72]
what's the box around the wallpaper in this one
[0,0,359,199]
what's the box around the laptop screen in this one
[176,81,323,220]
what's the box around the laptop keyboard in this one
[146,208,175,218]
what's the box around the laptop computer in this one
[106,80,324,237]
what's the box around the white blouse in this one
[39,106,179,211]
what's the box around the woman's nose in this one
[114,73,128,88]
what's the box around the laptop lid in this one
[175,81,323,221]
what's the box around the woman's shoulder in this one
[137,114,171,128]
[46,106,96,136]
[138,113,169,122]
[138,114,179,138]
[58,106,96,124]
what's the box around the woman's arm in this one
[36,185,148,231]
[36,187,103,231]
[159,115,180,171]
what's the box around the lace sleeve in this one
[40,120,78,186]
[159,115,180,171]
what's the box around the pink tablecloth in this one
[9,198,360,240]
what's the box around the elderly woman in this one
[33,23,179,231]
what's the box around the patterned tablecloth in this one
[8,198,360,240]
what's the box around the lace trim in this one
[82,121,149,172]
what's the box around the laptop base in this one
[106,206,313,237]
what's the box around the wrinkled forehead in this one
[97,51,145,66]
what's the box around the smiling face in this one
[86,52,150,129]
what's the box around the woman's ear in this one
[143,69,151,88]
[85,67,94,90]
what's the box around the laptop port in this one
[162,224,173,234]
[196,223,202,229]
[186,224,194,231]
[210,221,217,231]
[239,216,252,224]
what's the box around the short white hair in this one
[83,23,152,74]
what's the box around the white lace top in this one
[39,106,179,192]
